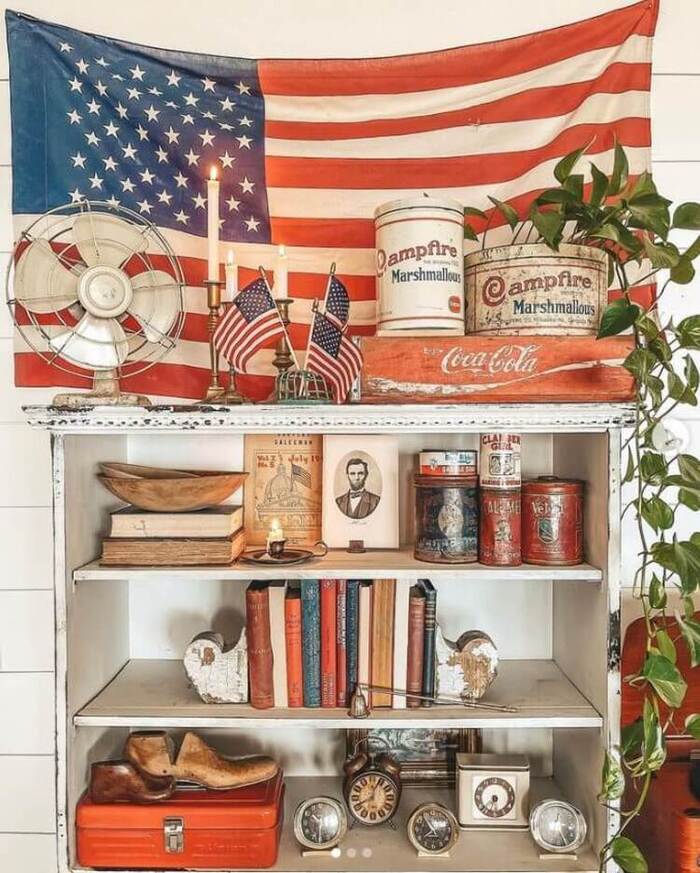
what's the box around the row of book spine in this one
[245,579,437,709]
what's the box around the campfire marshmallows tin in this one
[414,474,478,563]
[419,450,477,477]
[479,489,522,566]
[464,243,607,336]
[522,477,584,566]
[375,197,465,335]
[480,434,521,489]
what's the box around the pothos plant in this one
[466,143,700,873]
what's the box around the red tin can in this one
[479,488,522,566]
[479,433,521,489]
[522,477,583,566]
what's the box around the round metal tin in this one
[413,473,478,564]
[479,488,522,566]
[522,476,583,566]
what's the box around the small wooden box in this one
[456,753,530,830]
[76,773,284,870]
[359,335,635,404]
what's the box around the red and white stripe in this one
[307,330,363,404]
[13,0,659,401]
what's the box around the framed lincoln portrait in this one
[322,435,399,548]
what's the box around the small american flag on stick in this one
[291,461,312,489]
[214,271,286,373]
[306,310,363,404]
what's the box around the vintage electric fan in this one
[6,200,185,407]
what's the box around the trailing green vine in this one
[465,143,700,873]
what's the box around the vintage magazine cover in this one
[244,434,322,546]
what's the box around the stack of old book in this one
[245,579,438,709]
[100,506,246,566]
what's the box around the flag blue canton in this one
[311,311,343,357]
[7,11,271,243]
[236,277,275,320]
[325,275,350,327]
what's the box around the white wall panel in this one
[0,834,56,872]
[0,672,54,754]
[0,591,54,671]
[0,253,12,338]
[0,339,55,421]
[0,507,52,589]
[0,425,52,506]
[651,76,700,161]
[0,755,55,832]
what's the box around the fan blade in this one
[130,270,180,342]
[13,239,80,314]
[49,312,129,370]
[73,213,147,268]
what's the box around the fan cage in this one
[6,200,186,385]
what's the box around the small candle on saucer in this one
[266,518,286,558]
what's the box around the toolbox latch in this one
[163,817,184,853]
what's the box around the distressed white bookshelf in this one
[25,402,630,873]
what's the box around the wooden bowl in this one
[98,462,198,479]
[98,471,248,512]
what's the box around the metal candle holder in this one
[201,279,245,405]
[267,297,295,403]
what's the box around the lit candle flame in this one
[278,244,286,258]
[209,165,218,181]
[227,249,235,265]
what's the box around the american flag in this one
[7,3,659,400]
[291,461,312,489]
[306,312,363,403]
[213,277,285,372]
[324,275,350,330]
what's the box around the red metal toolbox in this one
[76,772,284,870]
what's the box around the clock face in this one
[530,800,586,853]
[293,797,347,850]
[347,771,399,825]
[473,775,516,819]
[408,803,458,855]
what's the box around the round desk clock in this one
[529,799,587,854]
[342,739,402,827]
[293,796,348,852]
[407,802,460,857]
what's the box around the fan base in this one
[52,391,151,409]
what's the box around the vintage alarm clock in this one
[529,799,587,854]
[343,737,402,827]
[407,802,460,857]
[293,796,348,853]
[456,752,530,830]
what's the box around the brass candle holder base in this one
[220,365,246,405]
[267,297,295,403]
[201,279,224,403]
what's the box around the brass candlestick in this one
[267,297,295,402]
[202,279,224,403]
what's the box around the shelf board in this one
[24,401,634,434]
[74,548,603,582]
[71,775,599,873]
[74,658,601,729]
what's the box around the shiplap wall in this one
[0,2,698,869]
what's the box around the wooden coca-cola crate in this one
[358,335,635,403]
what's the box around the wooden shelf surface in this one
[74,548,603,582]
[75,658,601,729]
[71,775,599,873]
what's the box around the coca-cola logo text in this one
[440,343,539,377]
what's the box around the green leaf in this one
[598,298,640,339]
[684,595,697,619]
[679,454,700,483]
[677,315,700,350]
[680,488,700,511]
[641,696,667,772]
[668,372,687,402]
[562,173,584,202]
[531,208,565,249]
[671,255,696,285]
[624,347,657,382]
[609,142,630,196]
[463,223,478,242]
[642,237,681,269]
[554,146,585,183]
[463,206,487,220]
[685,233,700,262]
[640,651,687,709]
[535,188,577,205]
[652,540,700,593]
[649,574,667,609]
[656,629,677,664]
[641,496,674,532]
[673,201,700,229]
[685,714,700,739]
[648,337,672,366]
[622,449,635,485]
[589,162,608,206]
[599,751,625,801]
[611,836,648,873]
[685,355,700,392]
[677,613,700,667]
[639,452,667,485]
[487,196,519,230]
[627,170,657,200]
[636,314,660,342]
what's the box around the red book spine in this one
[336,579,348,707]
[406,586,426,708]
[246,583,274,709]
[285,591,303,708]
[320,579,337,707]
